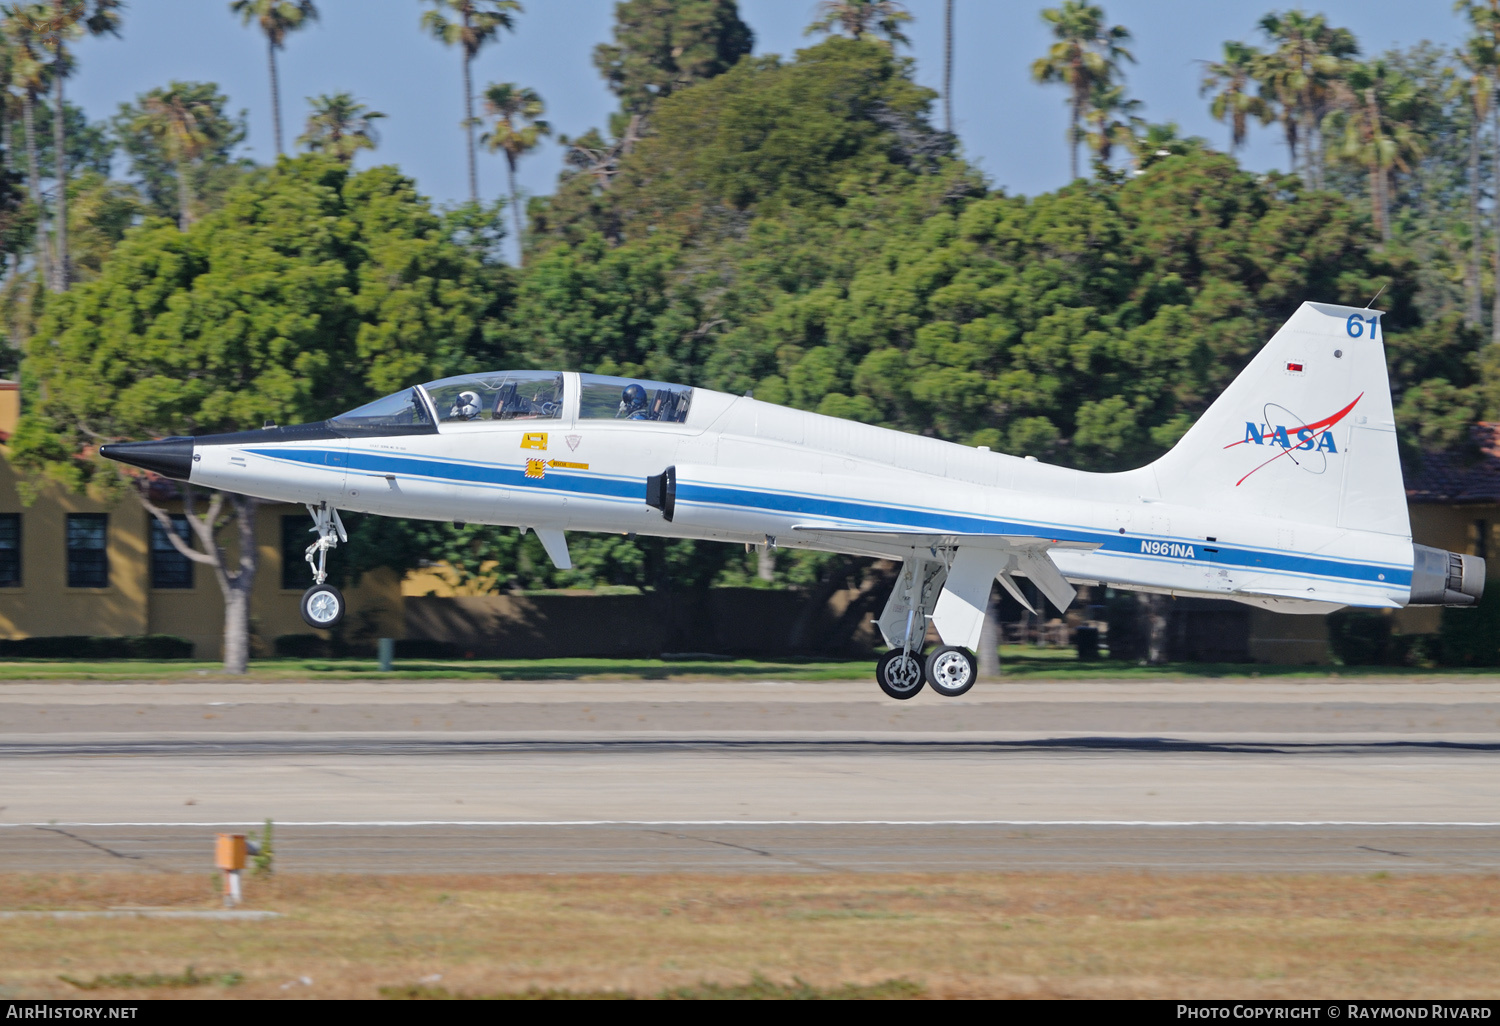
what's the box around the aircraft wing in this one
[788,523,1100,551]
[788,523,1099,615]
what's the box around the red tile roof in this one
[1406,423,1500,504]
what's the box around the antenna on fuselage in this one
[1364,284,1386,309]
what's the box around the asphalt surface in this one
[2,677,1498,874]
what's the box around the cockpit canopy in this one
[328,371,694,433]
[578,373,691,423]
[424,371,565,423]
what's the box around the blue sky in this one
[68,1,1465,260]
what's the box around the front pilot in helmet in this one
[449,390,482,420]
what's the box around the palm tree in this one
[1031,0,1133,181]
[40,0,122,291]
[1255,10,1358,189]
[2,3,50,290]
[1324,60,1425,242]
[943,0,953,133]
[1082,80,1140,169]
[1130,121,1206,172]
[229,0,318,157]
[479,81,547,259]
[1458,0,1500,341]
[130,83,230,230]
[1454,27,1496,328]
[297,92,385,163]
[421,0,521,203]
[1199,40,1270,153]
[805,0,911,46]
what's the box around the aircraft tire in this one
[876,648,926,700]
[300,583,345,630]
[925,645,977,697]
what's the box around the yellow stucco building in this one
[0,382,402,659]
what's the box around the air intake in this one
[644,466,676,521]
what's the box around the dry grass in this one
[0,872,1497,999]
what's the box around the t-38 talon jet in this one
[103,302,1483,698]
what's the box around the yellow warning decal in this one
[520,432,548,451]
[547,460,588,470]
[525,458,547,478]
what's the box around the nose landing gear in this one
[301,583,345,629]
[299,503,348,630]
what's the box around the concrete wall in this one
[405,587,882,658]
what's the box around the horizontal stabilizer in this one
[1015,550,1077,613]
[1237,584,1399,609]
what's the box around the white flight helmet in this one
[450,390,482,420]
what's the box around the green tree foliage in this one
[20,155,505,449]
[805,0,911,47]
[1199,40,1271,153]
[26,98,112,180]
[478,82,548,253]
[593,0,752,121]
[229,0,318,156]
[297,90,385,164]
[38,0,124,290]
[63,169,142,282]
[539,36,952,248]
[1325,59,1429,240]
[1031,0,1134,181]
[1252,10,1359,190]
[112,81,250,227]
[420,0,521,202]
[12,156,510,669]
[518,38,1476,483]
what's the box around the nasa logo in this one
[1223,395,1363,487]
[1242,422,1339,452]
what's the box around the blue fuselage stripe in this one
[246,447,1411,589]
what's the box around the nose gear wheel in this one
[300,583,345,629]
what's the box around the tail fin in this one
[1149,301,1408,538]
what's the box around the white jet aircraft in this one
[103,301,1483,698]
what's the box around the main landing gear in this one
[298,503,348,630]
[875,645,978,699]
[872,553,979,699]
[925,645,978,697]
[876,647,925,699]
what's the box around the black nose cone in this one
[99,437,194,481]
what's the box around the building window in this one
[0,513,18,587]
[1475,519,1489,561]
[282,515,308,590]
[66,513,108,588]
[150,514,194,589]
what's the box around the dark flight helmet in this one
[618,383,649,418]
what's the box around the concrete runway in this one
[2,677,1498,873]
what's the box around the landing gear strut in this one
[873,555,949,699]
[299,503,347,630]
